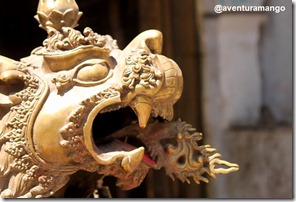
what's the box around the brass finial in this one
[35,0,83,33]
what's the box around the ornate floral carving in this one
[51,73,72,93]
[35,0,82,32]
[34,27,118,54]
[119,49,162,92]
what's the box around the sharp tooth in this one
[156,104,174,121]
[121,147,144,172]
[130,96,153,128]
[165,104,174,121]
[151,106,159,118]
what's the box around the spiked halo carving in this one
[0,0,239,198]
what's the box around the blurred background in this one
[0,0,292,198]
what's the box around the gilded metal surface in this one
[0,0,238,198]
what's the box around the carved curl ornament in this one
[0,0,239,198]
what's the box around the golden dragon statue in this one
[0,0,238,198]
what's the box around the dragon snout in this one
[131,54,183,128]
[117,47,183,128]
[154,55,183,105]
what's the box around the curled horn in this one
[124,29,163,54]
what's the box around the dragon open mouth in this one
[83,97,239,188]
[92,106,159,167]
[79,99,174,190]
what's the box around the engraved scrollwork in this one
[138,120,239,184]
[0,65,41,195]
[0,62,71,198]
[59,87,120,167]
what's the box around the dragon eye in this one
[73,59,112,86]
[76,61,109,82]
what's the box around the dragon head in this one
[0,0,238,198]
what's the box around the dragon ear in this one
[0,56,25,108]
[0,93,15,107]
[0,73,24,109]
[0,76,22,118]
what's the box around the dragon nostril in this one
[177,155,186,165]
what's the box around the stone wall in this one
[200,0,292,198]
